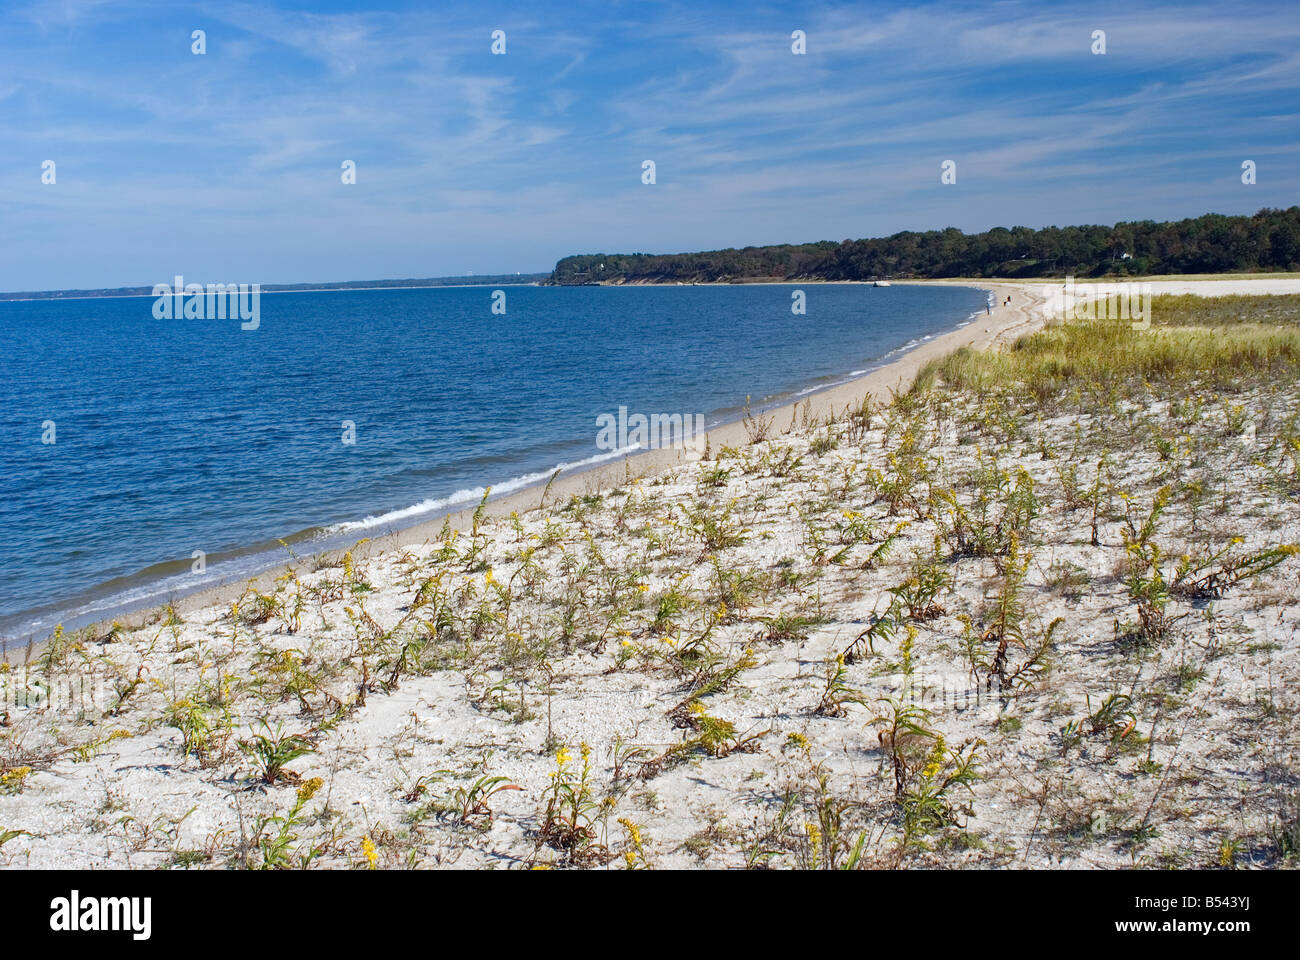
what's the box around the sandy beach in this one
[9,280,1047,647]
[3,276,1298,870]
[108,274,1297,639]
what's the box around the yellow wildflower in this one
[618,818,642,846]
[297,777,324,803]
[1218,837,1235,868]
[0,766,33,791]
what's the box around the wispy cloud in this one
[0,0,1297,289]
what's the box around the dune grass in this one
[1149,292,1300,327]
[926,296,1300,401]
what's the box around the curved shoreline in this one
[2,280,1047,659]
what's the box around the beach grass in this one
[930,300,1300,399]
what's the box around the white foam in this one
[7,553,271,640]
[323,444,642,535]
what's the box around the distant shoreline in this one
[542,270,1300,287]
[11,268,1300,303]
[0,276,550,303]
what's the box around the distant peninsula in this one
[546,207,1300,285]
[0,273,550,302]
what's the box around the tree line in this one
[549,207,1300,284]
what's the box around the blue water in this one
[0,283,986,642]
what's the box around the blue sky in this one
[2,0,1298,290]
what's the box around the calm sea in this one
[0,282,987,644]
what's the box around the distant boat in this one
[874,280,892,287]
